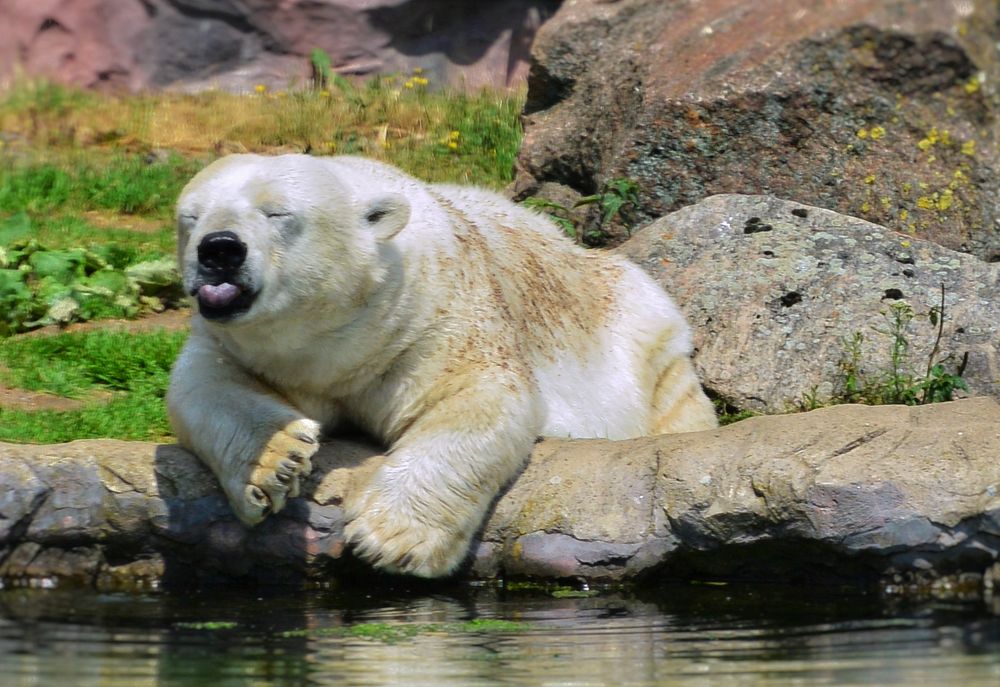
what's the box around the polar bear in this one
[167,154,717,578]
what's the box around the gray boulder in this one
[619,194,1000,413]
[2,399,999,588]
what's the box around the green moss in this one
[278,618,532,644]
[551,589,601,599]
[174,621,239,630]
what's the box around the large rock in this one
[2,399,999,587]
[0,0,560,92]
[514,0,1000,258]
[620,194,1000,413]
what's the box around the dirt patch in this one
[82,210,171,234]
[0,384,113,412]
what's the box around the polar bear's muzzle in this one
[193,231,258,321]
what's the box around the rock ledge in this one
[1,399,998,588]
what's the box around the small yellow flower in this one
[448,141,458,150]
[413,76,429,86]
[899,209,909,222]
[964,75,981,94]
[254,84,266,94]
[856,128,869,139]
[869,125,886,140]
[864,174,876,185]
[320,90,331,98]
[404,80,414,89]
[961,140,976,156]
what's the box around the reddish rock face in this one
[0,0,150,90]
[0,0,559,92]
[515,0,1000,259]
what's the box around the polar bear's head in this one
[176,154,410,325]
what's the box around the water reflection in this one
[1,583,999,686]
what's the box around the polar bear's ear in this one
[363,194,411,241]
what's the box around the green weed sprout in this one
[832,284,967,406]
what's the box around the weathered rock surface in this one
[2,399,999,588]
[514,0,1000,257]
[0,0,559,92]
[620,194,1000,413]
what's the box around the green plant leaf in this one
[0,212,32,246]
[28,248,88,284]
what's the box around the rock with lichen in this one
[514,0,1000,257]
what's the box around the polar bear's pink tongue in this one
[198,283,241,307]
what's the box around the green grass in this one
[1,212,173,259]
[388,89,523,187]
[0,154,199,217]
[0,328,186,442]
[55,218,171,264]
[0,77,523,190]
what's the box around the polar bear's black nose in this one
[198,231,247,272]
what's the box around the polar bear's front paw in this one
[227,418,321,526]
[343,493,472,578]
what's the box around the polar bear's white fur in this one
[167,154,717,578]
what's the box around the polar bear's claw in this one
[227,419,320,526]
[241,484,272,522]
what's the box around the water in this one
[1,582,999,686]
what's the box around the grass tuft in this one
[0,329,186,442]
[0,155,199,217]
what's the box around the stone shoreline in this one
[2,398,998,591]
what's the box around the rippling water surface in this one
[1,582,999,686]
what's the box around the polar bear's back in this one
[419,183,697,440]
